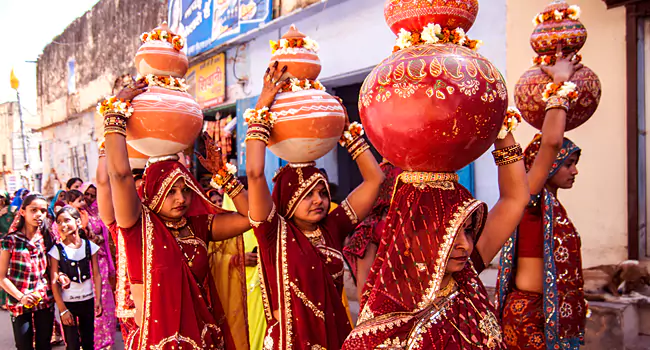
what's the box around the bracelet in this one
[541,81,578,104]
[497,107,522,139]
[350,141,370,161]
[244,107,277,128]
[104,114,128,137]
[492,143,523,166]
[60,309,70,317]
[245,120,273,144]
[97,96,134,118]
[545,95,570,112]
[339,122,365,147]
[210,163,244,198]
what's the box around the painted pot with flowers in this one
[127,75,203,157]
[359,0,508,172]
[135,22,187,77]
[266,25,346,163]
[514,0,601,131]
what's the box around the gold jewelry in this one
[545,95,570,112]
[176,225,198,268]
[436,277,457,299]
[303,228,325,246]
[351,142,370,161]
[164,217,187,230]
[492,143,523,167]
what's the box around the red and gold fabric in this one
[119,160,248,350]
[343,161,401,278]
[497,135,585,349]
[342,171,505,349]
[252,163,358,349]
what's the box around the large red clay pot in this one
[127,86,203,157]
[515,66,601,131]
[135,23,188,78]
[269,89,346,163]
[384,0,479,35]
[269,25,321,80]
[359,44,508,172]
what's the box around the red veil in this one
[343,172,505,349]
[254,164,354,349]
[127,159,248,350]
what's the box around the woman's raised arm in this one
[104,81,147,228]
[246,62,287,223]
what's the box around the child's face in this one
[56,212,80,241]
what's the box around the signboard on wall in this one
[168,0,273,57]
[186,53,226,109]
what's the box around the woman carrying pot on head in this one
[497,54,587,349]
[102,81,251,349]
[245,62,385,349]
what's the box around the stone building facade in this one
[36,0,167,195]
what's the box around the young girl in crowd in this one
[49,206,102,350]
[0,193,55,350]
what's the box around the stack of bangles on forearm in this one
[210,163,244,199]
[542,81,579,112]
[492,144,524,167]
[244,107,277,145]
[98,96,135,137]
[340,122,370,161]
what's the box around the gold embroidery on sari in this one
[341,199,359,224]
[250,204,277,228]
[257,258,273,321]
[286,173,329,218]
[149,168,187,211]
[418,200,484,311]
[278,218,293,348]
[377,336,407,349]
[116,228,136,318]
[200,324,225,349]
[263,323,275,350]
[290,281,324,320]
[141,207,155,348]
[150,332,200,349]
[176,236,208,251]
[311,345,327,350]
[349,311,414,338]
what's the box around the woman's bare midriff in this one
[515,257,544,293]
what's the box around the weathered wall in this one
[37,0,168,127]
[507,0,627,267]
[37,0,168,186]
[0,102,17,187]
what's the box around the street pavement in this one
[0,309,124,349]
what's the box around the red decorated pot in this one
[530,1,586,56]
[127,144,148,169]
[384,0,479,35]
[359,43,507,172]
[269,89,346,163]
[135,23,188,78]
[515,65,601,131]
[127,86,203,157]
[269,25,321,81]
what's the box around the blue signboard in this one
[168,0,272,57]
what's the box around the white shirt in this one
[48,240,99,302]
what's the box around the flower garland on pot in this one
[140,29,185,51]
[270,37,320,54]
[279,78,326,93]
[393,23,483,53]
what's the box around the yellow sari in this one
[222,194,267,349]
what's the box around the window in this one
[67,59,76,94]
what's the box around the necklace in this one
[177,226,199,268]
[303,227,324,246]
[164,217,187,230]
[436,277,457,299]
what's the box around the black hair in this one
[55,206,88,240]
[83,184,97,194]
[65,190,84,204]
[13,193,54,251]
[66,177,83,190]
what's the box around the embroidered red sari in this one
[343,161,401,278]
[252,164,358,349]
[342,172,505,349]
[119,160,248,350]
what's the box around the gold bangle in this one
[495,154,524,167]
[226,182,245,199]
[351,142,370,161]
[245,133,270,144]
[545,95,570,112]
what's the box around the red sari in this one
[107,222,138,343]
[343,161,401,278]
[342,172,505,349]
[119,160,248,350]
[251,164,358,349]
